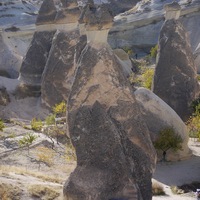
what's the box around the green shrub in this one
[142,68,154,90]
[52,101,66,117]
[0,119,5,131]
[31,118,43,131]
[18,133,37,154]
[45,114,55,126]
[150,44,158,58]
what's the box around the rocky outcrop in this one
[41,30,80,107]
[108,1,200,59]
[36,0,57,25]
[152,18,200,121]
[0,87,10,106]
[113,48,133,77]
[64,4,156,199]
[135,87,191,161]
[0,34,21,79]
[19,31,56,97]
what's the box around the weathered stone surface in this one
[152,19,200,121]
[135,87,191,161]
[64,42,156,199]
[0,34,21,79]
[113,48,133,77]
[0,87,10,106]
[41,30,80,107]
[79,3,113,31]
[20,31,56,89]
[36,0,57,25]
[64,101,153,200]
[164,1,181,20]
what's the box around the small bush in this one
[0,119,5,131]
[52,101,66,117]
[45,114,56,126]
[152,181,165,196]
[0,183,22,200]
[142,68,154,90]
[18,133,37,154]
[28,184,61,200]
[31,118,43,131]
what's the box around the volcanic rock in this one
[152,19,200,121]
[19,30,56,97]
[41,30,80,107]
[64,17,156,198]
[36,0,57,25]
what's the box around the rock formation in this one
[0,87,10,106]
[63,3,156,200]
[152,2,200,121]
[135,87,191,161]
[0,34,21,79]
[113,49,133,77]
[41,30,80,107]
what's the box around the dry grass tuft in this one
[152,180,165,196]
[0,183,22,200]
[171,185,184,194]
[0,165,65,184]
[28,184,61,200]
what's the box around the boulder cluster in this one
[2,0,199,199]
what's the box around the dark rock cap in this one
[79,2,113,30]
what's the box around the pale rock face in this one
[164,2,181,20]
[113,48,133,77]
[135,87,191,161]
[152,19,200,121]
[0,34,22,79]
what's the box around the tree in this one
[153,127,183,161]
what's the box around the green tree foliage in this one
[31,118,43,131]
[0,119,5,131]
[52,101,66,117]
[18,133,37,154]
[150,44,158,58]
[153,127,183,152]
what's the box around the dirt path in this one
[153,139,200,200]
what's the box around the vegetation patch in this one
[0,183,22,200]
[28,184,61,200]
[152,181,165,196]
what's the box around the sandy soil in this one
[153,139,200,200]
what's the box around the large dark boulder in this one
[19,31,56,97]
[41,30,81,107]
[152,19,200,121]
[64,101,153,200]
[64,42,156,199]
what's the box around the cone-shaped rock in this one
[64,4,156,197]
[152,19,200,121]
[36,0,57,25]
[41,30,81,107]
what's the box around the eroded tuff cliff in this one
[152,18,200,121]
